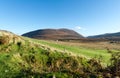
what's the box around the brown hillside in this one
[22,29,84,40]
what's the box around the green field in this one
[31,39,111,65]
[0,36,120,77]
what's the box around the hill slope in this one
[0,30,120,77]
[22,28,84,40]
[88,32,120,39]
[0,30,25,45]
[0,30,101,78]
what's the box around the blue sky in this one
[0,0,120,36]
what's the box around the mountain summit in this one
[22,28,84,40]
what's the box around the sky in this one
[0,0,120,36]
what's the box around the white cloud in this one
[75,26,82,30]
[75,26,87,30]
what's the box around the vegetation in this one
[0,36,120,78]
[32,39,111,64]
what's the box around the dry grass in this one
[50,40,120,50]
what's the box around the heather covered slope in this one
[0,30,120,78]
[22,29,84,40]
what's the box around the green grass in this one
[31,39,111,64]
[1,36,120,77]
[0,41,87,77]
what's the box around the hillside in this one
[0,30,120,78]
[88,32,120,40]
[22,28,84,40]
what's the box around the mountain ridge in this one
[22,28,84,40]
[88,32,120,39]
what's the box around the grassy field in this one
[0,36,120,77]
[0,37,104,78]
[29,39,115,65]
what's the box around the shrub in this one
[109,51,120,77]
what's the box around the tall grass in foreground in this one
[0,37,120,78]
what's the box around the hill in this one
[22,28,84,40]
[0,30,120,77]
[88,32,120,40]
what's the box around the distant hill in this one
[22,28,84,40]
[88,32,120,39]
